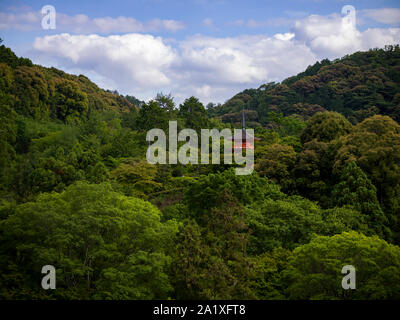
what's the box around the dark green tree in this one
[172,191,258,299]
[155,92,175,112]
[136,100,169,131]
[334,115,400,240]
[331,161,390,239]
[179,96,209,131]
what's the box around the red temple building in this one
[231,109,260,150]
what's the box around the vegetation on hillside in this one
[209,45,400,126]
[0,43,400,299]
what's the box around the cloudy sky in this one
[1,0,400,105]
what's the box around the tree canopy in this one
[1,43,400,300]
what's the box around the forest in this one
[1,40,400,300]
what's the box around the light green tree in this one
[284,231,400,300]
[0,182,178,299]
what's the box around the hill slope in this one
[209,44,400,126]
[0,44,139,123]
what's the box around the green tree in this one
[184,169,283,217]
[0,104,17,189]
[111,159,162,198]
[284,231,400,299]
[252,248,292,300]
[334,115,400,240]
[255,144,296,192]
[245,196,324,252]
[136,100,169,131]
[0,182,178,299]
[179,96,209,131]
[172,192,257,299]
[0,44,33,68]
[155,92,175,112]
[13,66,49,118]
[53,79,89,122]
[331,161,390,239]
[300,111,352,144]
[294,139,336,203]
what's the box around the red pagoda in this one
[231,108,260,150]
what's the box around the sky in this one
[1,0,400,105]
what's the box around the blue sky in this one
[1,0,400,104]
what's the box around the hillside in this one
[1,43,400,300]
[0,44,139,123]
[209,44,400,127]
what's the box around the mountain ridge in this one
[1,43,400,128]
[209,44,400,127]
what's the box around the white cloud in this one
[28,10,400,104]
[33,33,177,98]
[30,31,316,104]
[362,8,400,26]
[166,33,316,103]
[292,13,400,59]
[292,13,362,59]
[195,84,211,97]
[361,28,400,50]
[0,11,41,31]
[0,9,185,33]
[145,19,185,32]
[177,34,315,85]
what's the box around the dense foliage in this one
[1,43,400,300]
